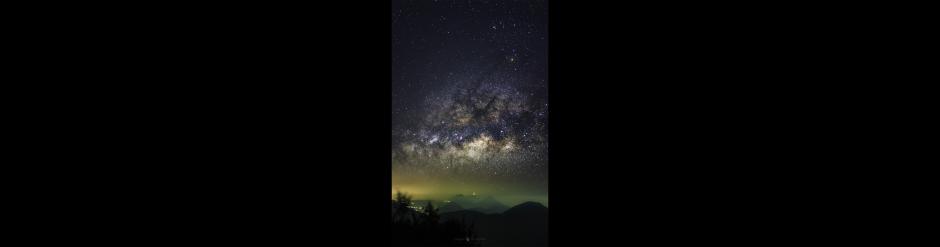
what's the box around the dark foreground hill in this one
[439,201,548,247]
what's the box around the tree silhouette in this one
[392,190,415,224]
[391,191,478,246]
[423,201,440,226]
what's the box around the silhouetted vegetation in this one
[392,191,478,246]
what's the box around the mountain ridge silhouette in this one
[438,201,547,247]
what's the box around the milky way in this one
[392,0,547,204]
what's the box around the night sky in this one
[392,0,548,206]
